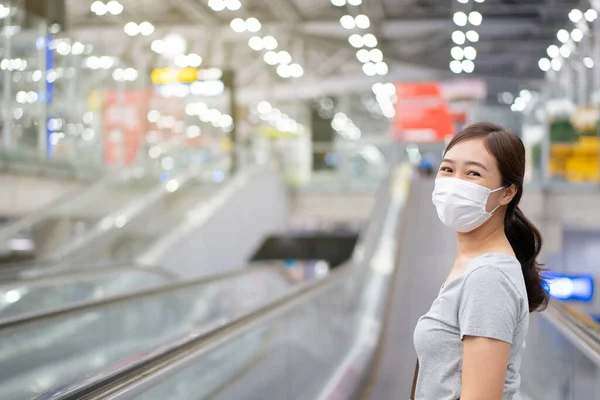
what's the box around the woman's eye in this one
[440,167,453,173]
[467,171,481,177]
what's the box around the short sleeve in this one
[458,266,522,344]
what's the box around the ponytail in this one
[504,205,549,312]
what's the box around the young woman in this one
[413,122,548,400]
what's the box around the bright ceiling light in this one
[551,58,562,71]
[584,57,595,68]
[463,46,477,60]
[356,49,370,63]
[452,30,466,45]
[474,0,485,2]
[208,0,226,11]
[151,39,166,54]
[349,34,364,48]
[175,54,188,68]
[468,11,483,26]
[331,0,346,6]
[187,53,202,67]
[340,15,355,29]
[106,0,123,15]
[276,64,292,78]
[450,60,462,74]
[451,46,464,60]
[369,49,383,63]
[72,42,85,55]
[230,18,246,32]
[560,44,571,58]
[163,33,187,58]
[262,36,278,50]
[248,36,264,51]
[375,61,388,75]
[139,21,154,36]
[585,9,598,22]
[462,59,475,73]
[457,0,469,3]
[257,101,272,114]
[571,28,583,42]
[246,17,262,32]
[355,14,370,29]
[348,0,362,4]
[547,45,559,58]
[363,33,378,48]
[466,30,479,42]
[290,63,304,77]
[453,12,468,27]
[569,9,583,23]
[263,51,278,65]
[124,22,139,36]
[226,0,242,11]
[277,51,292,65]
[557,29,570,43]
[91,1,105,14]
[538,58,551,72]
[362,62,377,76]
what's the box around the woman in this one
[413,122,548,400]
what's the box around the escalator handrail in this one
[36,163,409,400]
[0,266,279,332]
[542,301,600,366]
[0,262,177,290]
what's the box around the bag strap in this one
[410,361,419,400]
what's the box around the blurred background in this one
[0,1,599,399]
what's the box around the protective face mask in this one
[432,178,504,233]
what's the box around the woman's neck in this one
[456,216,513,259]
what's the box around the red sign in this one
[393,82,455,143]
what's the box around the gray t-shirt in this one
[413,253,529,400]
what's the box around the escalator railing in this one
[33,162,413,400]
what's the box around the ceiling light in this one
[474,0,485,2]
[451,46,464,60]
[151,39,166,54]
[340,15,355,29]
[538,58,551,72]
[453,12,468,26]
[560,44,571,58]
[569,9,583,23]
[468,11,482,26]
[262,36,278,50]
[551,58,562,71]
[375,62,388,75]
[264,51,278,65]
[290,63,304,77]
[462,59,475,73]
[349,34,364,48]
[162,33,187,58]
[106,0,123,15]
[356,49,370,63]
[226,0,242,10]
[463,46,477,60]
[452,30,466,45]
[72,42,85,55]
[246,17,261,32]
[585,9,598,22]
[257,101,272,114]
[457,0,469,3]
[557,29,570,43]
[124,22,139,36]
[91,1,105,14]
[547,44,559,58]
[466,30,479,42]
[571,28,583,42]
[363,62,377,76]
[277,51,292,65]
[248,36,264,51]
[276,64,292,78]
[348,0,362,4]
[331,0,346,6]
[187,53,202,67]
[450,60,462,74]
[369,49,383,63]
[139,21,154,36]
[230,18,246,32]
[355,14,370,29]
[362,33,377,48]
[208,0,226,11]
[584,57,595,68]
[175,54,188,68]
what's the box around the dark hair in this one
[445,122,549,312]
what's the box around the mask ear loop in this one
[488,186,507,215]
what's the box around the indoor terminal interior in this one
[0,0,599,399]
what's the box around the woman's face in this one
[437,138,508,211]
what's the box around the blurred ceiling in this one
[65,0,581,102]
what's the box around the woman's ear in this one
[500,184,518,206]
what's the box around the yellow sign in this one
[151,68,199,85]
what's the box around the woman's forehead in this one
[445,139,496,166]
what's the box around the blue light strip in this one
[542,271,595,302]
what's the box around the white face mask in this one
[432,178,504,233]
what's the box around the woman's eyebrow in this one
[442,158,488,171]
